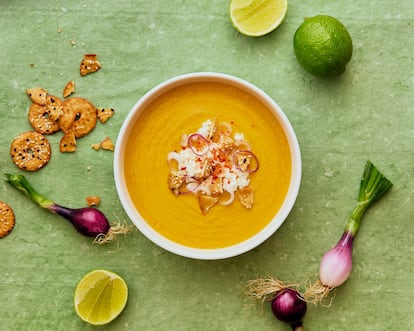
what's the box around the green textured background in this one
[1,1,413,330]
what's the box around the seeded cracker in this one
[60,97,97,138]
[10,131,51,171]
[28,102,61,135]
[80,54,101,76]
[0,201,15,239]
[26,87,48,106]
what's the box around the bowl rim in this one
[114,72,301,260]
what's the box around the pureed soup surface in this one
[124,81,292,249]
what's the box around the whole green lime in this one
[293,15,353,77]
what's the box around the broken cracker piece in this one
[92,137,114,151]
[238,186,254,209]
[198,194,219,215]
[59,131,77,153]
[80,54,101,76]
[100,137,114,151]
[86,196,101,207]
[63,80,75,98]
[96,108,115,123]
[26,87,48,106]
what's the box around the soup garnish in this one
[167,119,259,214]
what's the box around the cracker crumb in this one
[86,196,101,207]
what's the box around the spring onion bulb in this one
[3,174,131,244]
[304,160,393,304]
[246,276,307,330]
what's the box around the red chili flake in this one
[180,167,187,170]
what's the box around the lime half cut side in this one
[230,0,288,37]
[74,269,128,325]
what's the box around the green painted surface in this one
[0,1,413,330]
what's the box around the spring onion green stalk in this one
[304,160,393,304]
[3,174,131,244]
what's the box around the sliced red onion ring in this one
[177,178,201,195]
[233,150,259,173]
[188,133,210,156]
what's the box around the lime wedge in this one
[74,269,128,325]
[230,0,288,37]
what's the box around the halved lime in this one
[74,269,128,325]
[230,0,288,37]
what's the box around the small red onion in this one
[271,289,307,331]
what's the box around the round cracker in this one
[28,102,61,135]
[10,131,51,171]
[60,97,97,138]
[0,201,15,239]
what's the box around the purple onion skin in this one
[271,289,307,330]
[48,204,110,237]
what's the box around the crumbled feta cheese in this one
[222,167,250,193]
[234,133,244,142]
[198,119,214,138]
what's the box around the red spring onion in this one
[245,277,307,331]
[3,174,131,244]
[187,133,210,156]
[304,160,393,304]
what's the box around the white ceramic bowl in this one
[114,72,301,260]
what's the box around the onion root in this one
[245,275,301,303]
[93,221,133,244]
[303,278,335,306]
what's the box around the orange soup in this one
[124,81,292,249]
